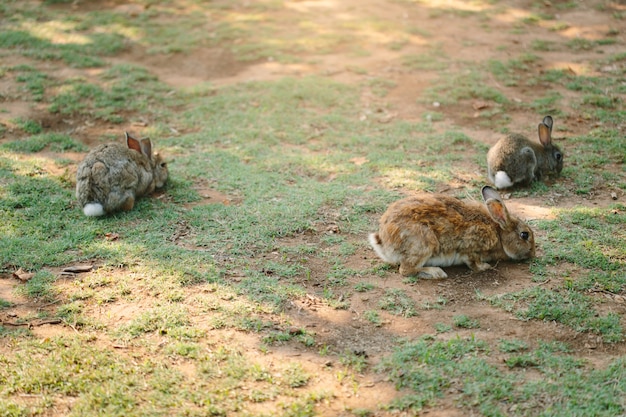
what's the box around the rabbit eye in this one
[161,162,167,168]
[520,231,529,241]
[555,152,562,161]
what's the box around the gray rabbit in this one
[76,132,168,216]
[487,116,563,189]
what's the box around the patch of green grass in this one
[453,314,480,329]
[425,68,509,106]
[434,323,451,333]
[237,272,305,312]
[116,304,192,339]
[12,118,42,134]
[565,38,601,51]
[363,310,383,327]
[0,298,14,309]
[402,53,448,71]
[354,282,375,292]
[263,328,315,348]
[367,77,397,97]
[339,350,369,373]
[0,335,330,416]
[528,91,563,115]
[531,39,559,51]
[498,339,528,353]
[13,270,57,302]
[490,287,623,343]
[1,133,86,153]
[283,363,310,388]
[550,21,571,31]
[582,94,621,109]
[536,206,626,271]
[12,66,49,101]
[0,24,121,68]
[327,263,360,286]
[380,335,626,415]
[379,288,417,317]
[48,64,176,123]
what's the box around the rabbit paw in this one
[468,261,492,272]
[400,264,448,279]
[121,196,135,211]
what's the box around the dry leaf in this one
[105,233,120,241]
[472,101,489,110]
[13,268,35,282]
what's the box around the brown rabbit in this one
[487,115,563,189]
[76,132,168,216]
[369,186,535,278]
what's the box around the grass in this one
[487,204,626,342]
[0,0,625,416]
[379,336,626,415]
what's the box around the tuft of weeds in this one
[340,350,369,373]
[363,310,383,327]
[379,288,417,318]
[115,304,192,339]
[14,270,57,302]
[453,314,480,329]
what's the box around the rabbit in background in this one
[487,116,563,189]
[76,132,168,217]
[369,186,535,278]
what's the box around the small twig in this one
[62,319,80,334]
[34,319,62,326]
[588,288,618,296]
[1,318,61,328]
[1,321,30,327]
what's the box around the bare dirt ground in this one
[1,0,625,415]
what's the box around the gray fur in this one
[76,133,168,216]
[487,116,563,189]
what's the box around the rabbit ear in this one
[481,186,500,202]
[542,115,553,132]
[538,117,553,148]
[481,186,510,228]
[139,138,152,158]
[125,132,152,158]
[126,132,142,154]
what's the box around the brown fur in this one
[76,133,168,216]
[369,187,535,278]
